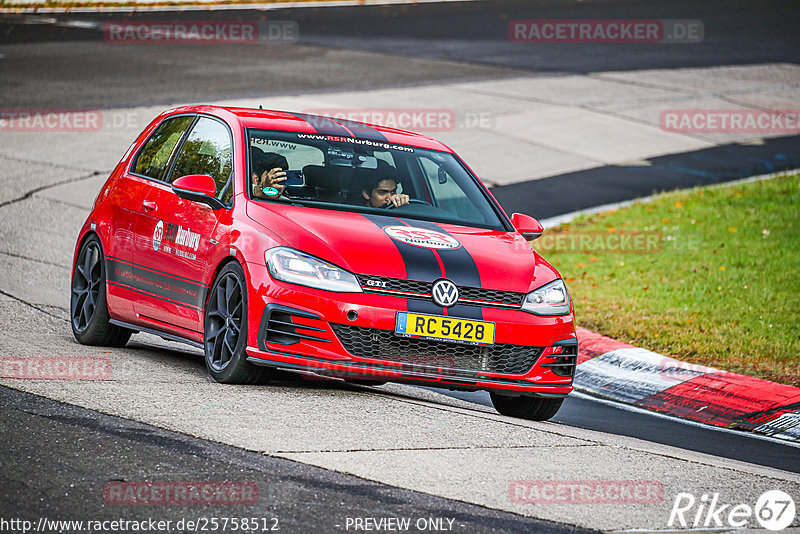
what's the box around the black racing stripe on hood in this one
[290,113,353,137]
[401,219,483,320]
[328,118,389,142]
[363,213,444,315]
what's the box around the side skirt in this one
[109,319,204,350]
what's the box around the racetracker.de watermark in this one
[535,231,663,254]
[299,355,460,382]
[658,357,800,383]
[0,356,111,380]
[0,109,102,132]
[661,109,800,133]
[0,109,149,132]
[301,108,494,132]
[103,20,298,44]
[103,481,259,506]
[510,19,703,43]
[510,480,664,504]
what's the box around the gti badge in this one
[432,279,459,307]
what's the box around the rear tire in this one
[490,393,564,421]
[70,235,132,347]
[204,262,271,384]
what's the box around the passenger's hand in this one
[264,168,287,193]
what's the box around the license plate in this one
[394,312,495,346]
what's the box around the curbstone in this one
[574,327,800,442]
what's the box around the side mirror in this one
[171,174,224,210]
[512,213,544,241]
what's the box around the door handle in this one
[142,200,157,211]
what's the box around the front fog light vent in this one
[540,341,578,377]
[258,304,330,347]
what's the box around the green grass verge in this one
[537,172,800,386]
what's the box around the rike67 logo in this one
[669,490,796,531]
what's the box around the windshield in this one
[247,129,507,230]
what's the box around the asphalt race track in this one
[1,1,799,532]
[1,386,589,534]
[1,0,799,108]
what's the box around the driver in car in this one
[362,175,410,208]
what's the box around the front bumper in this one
[244,263,576,396]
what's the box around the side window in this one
[133,116,195,180]
[170,117,234,204]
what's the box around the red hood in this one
[246,201,559,293]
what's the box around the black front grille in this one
[358,275,429,295]
[458,286,524,305]
[356,275,525,308]
[331,324,543,376]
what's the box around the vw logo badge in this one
[432,279,459,307]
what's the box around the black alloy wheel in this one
[70,235,131,346]
[204,262,270,384]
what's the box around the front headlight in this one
[265,247,362,293]
[522,279,570,316]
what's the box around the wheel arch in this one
[73,217,114,267]
[72,229,104,284]
[204,255,246,309]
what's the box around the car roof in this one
[164,105,454,153]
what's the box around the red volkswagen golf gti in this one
[70,105,576,420]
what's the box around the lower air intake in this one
[259,304,329,346]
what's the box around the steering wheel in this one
[386,198,432,209]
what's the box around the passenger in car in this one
[251,147,288,199]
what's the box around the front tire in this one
[490,393,564,421]
[70,235,132,347]
[204,262,270,384]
